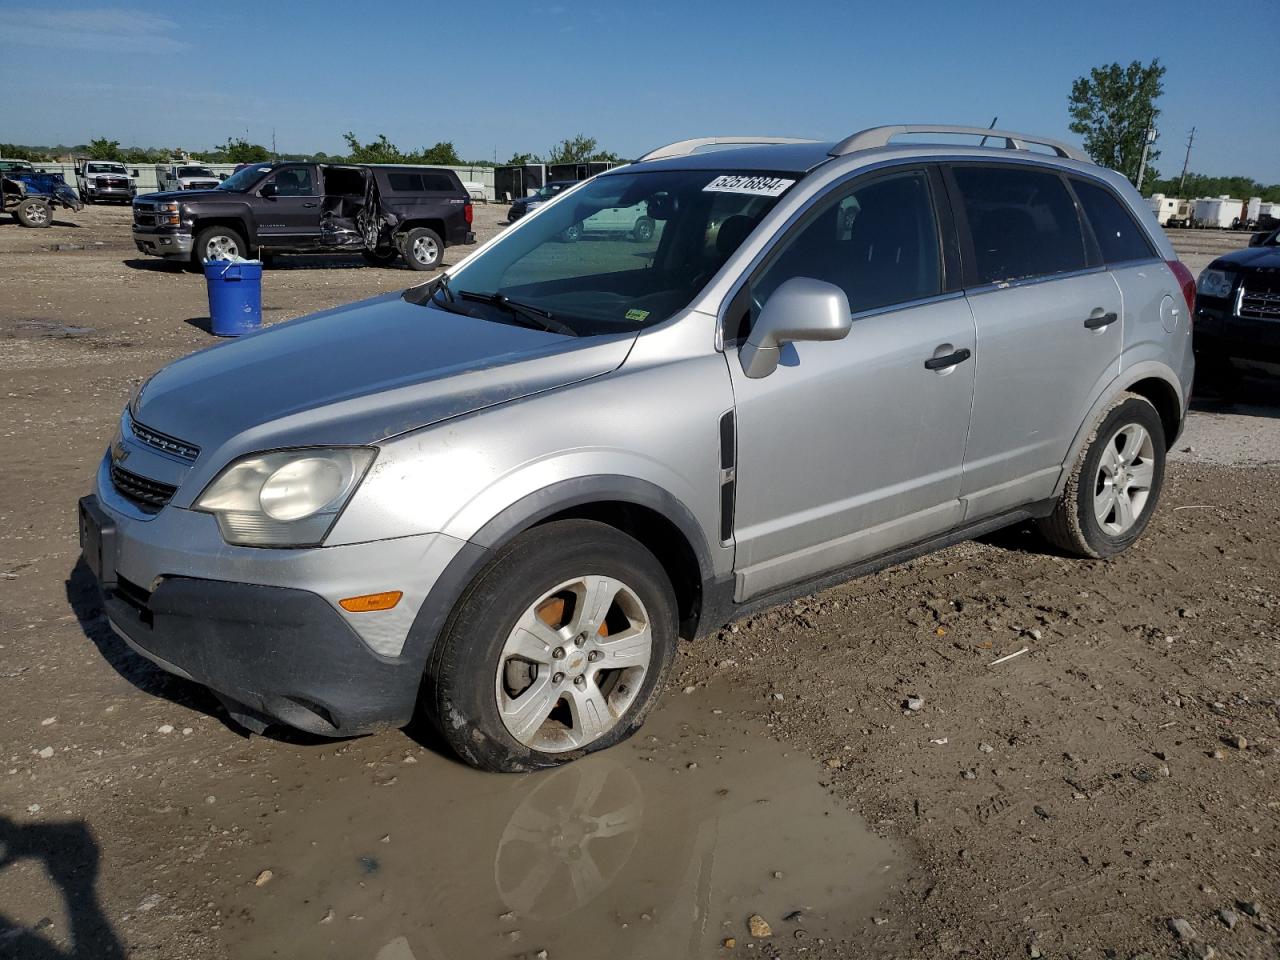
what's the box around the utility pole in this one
[1178,127,1195,194]
[1135,122,1156,192]
[272,128,278,160]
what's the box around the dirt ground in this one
[0,206,1276,960]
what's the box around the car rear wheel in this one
[194,225,248,263]
[425,519,678,773]
[401,227,443,271]
[15,199,52,228]
[1037,393,1166,558]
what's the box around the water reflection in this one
[222,685,899,960]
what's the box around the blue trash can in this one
[203,259,263,337]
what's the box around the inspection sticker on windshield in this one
[625,308,650,322]
[702,175,794,197]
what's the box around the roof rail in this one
[829,125,1089,163]
[637,136,818,163]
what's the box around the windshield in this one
[534,183,567,199]
[87,163,125,174]
[217,165,272,192]
[443,169,794,335]
[179,166,215,178]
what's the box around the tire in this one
[361,247,400,267]
[426,519,679,773]
[401,227,443,271]
[193,225,248,264]
[560,223,582,243]
[631,217,655,242]
[15,199,52,228]
[1037,393,1166,559]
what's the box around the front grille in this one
[133,203,160,227]
[110,462,177,511]
[131,418,199,461]
[101,177,127,188]
[1240,288,1280,321]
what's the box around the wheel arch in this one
[401,476,716,672]
[1052,363,1185,499]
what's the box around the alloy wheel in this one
[205,235,240,260]
[1094,423,1156,535]
[411,235,438,265]
[495,575,653,753]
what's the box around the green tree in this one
[1068,59,1166,185]
[219,137,270,163]
[415,141,461,165]
[506,151,539,165]
[87,137,123,161]
[342,132,404,164]
[545,134,619,164]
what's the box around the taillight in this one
[463,202,473,225]
[1166,260,1195,319]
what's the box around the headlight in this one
[1196,268,1234,299]
[195,448,376,547]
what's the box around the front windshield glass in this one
[217,165,272,192]
[179,166,215,177]
[444,169,795,335]
[86,163,125,174]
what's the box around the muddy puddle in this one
[217,683,901,959]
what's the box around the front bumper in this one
[132,228,193,258]
[88,186,135,200]
[1194,300,1280,365]
[81,457,469,735]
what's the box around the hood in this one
[133,291,635,458]
[1212,246,1280,271]
[141,188,228,203]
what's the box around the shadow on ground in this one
[0,816,124,960]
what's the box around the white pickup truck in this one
[75,160,137,204]
[155,162,222,192]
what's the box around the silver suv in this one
[80,125,1195,772]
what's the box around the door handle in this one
[302,202,317,208]
[924,347,971,371]
[1083,310,1118,329]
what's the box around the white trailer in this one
[1193,196,1241,229]
[1148,193,1194,227]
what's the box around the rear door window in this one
[386,172,458,193]
[1071,178,1156,264]
[951,166,1088,284]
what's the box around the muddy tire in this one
[1037,393,1166,559]
[425,519,678,773]
[193,225,248,264]
[15,198,52,228]
[401,227,443,271]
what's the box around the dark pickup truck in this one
[132,162,475,270]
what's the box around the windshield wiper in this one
[458,291,578,336]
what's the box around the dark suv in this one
[1194,225,1280,386]
[132,162,475,270]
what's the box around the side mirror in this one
[260,182,278,198]
[219,173,228,181]
[739,277,851,379]
[1249,232,1267,247]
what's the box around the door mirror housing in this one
[1248,231,1268,247]
[259,182,278,198]
[739,277,852,378]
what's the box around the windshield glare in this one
[217,165,272,192]
[448,169,792,335]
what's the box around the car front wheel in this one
[15,199,52,228]
[1038,393,1166,558]
[194,225,248,263]
[426,519,678,772]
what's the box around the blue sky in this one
[1,0,1276,182]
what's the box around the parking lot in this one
[1,206,1277,959]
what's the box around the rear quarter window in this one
[385,172,460,193]
[1071,178,1156,264]
[952,166,1088,285]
